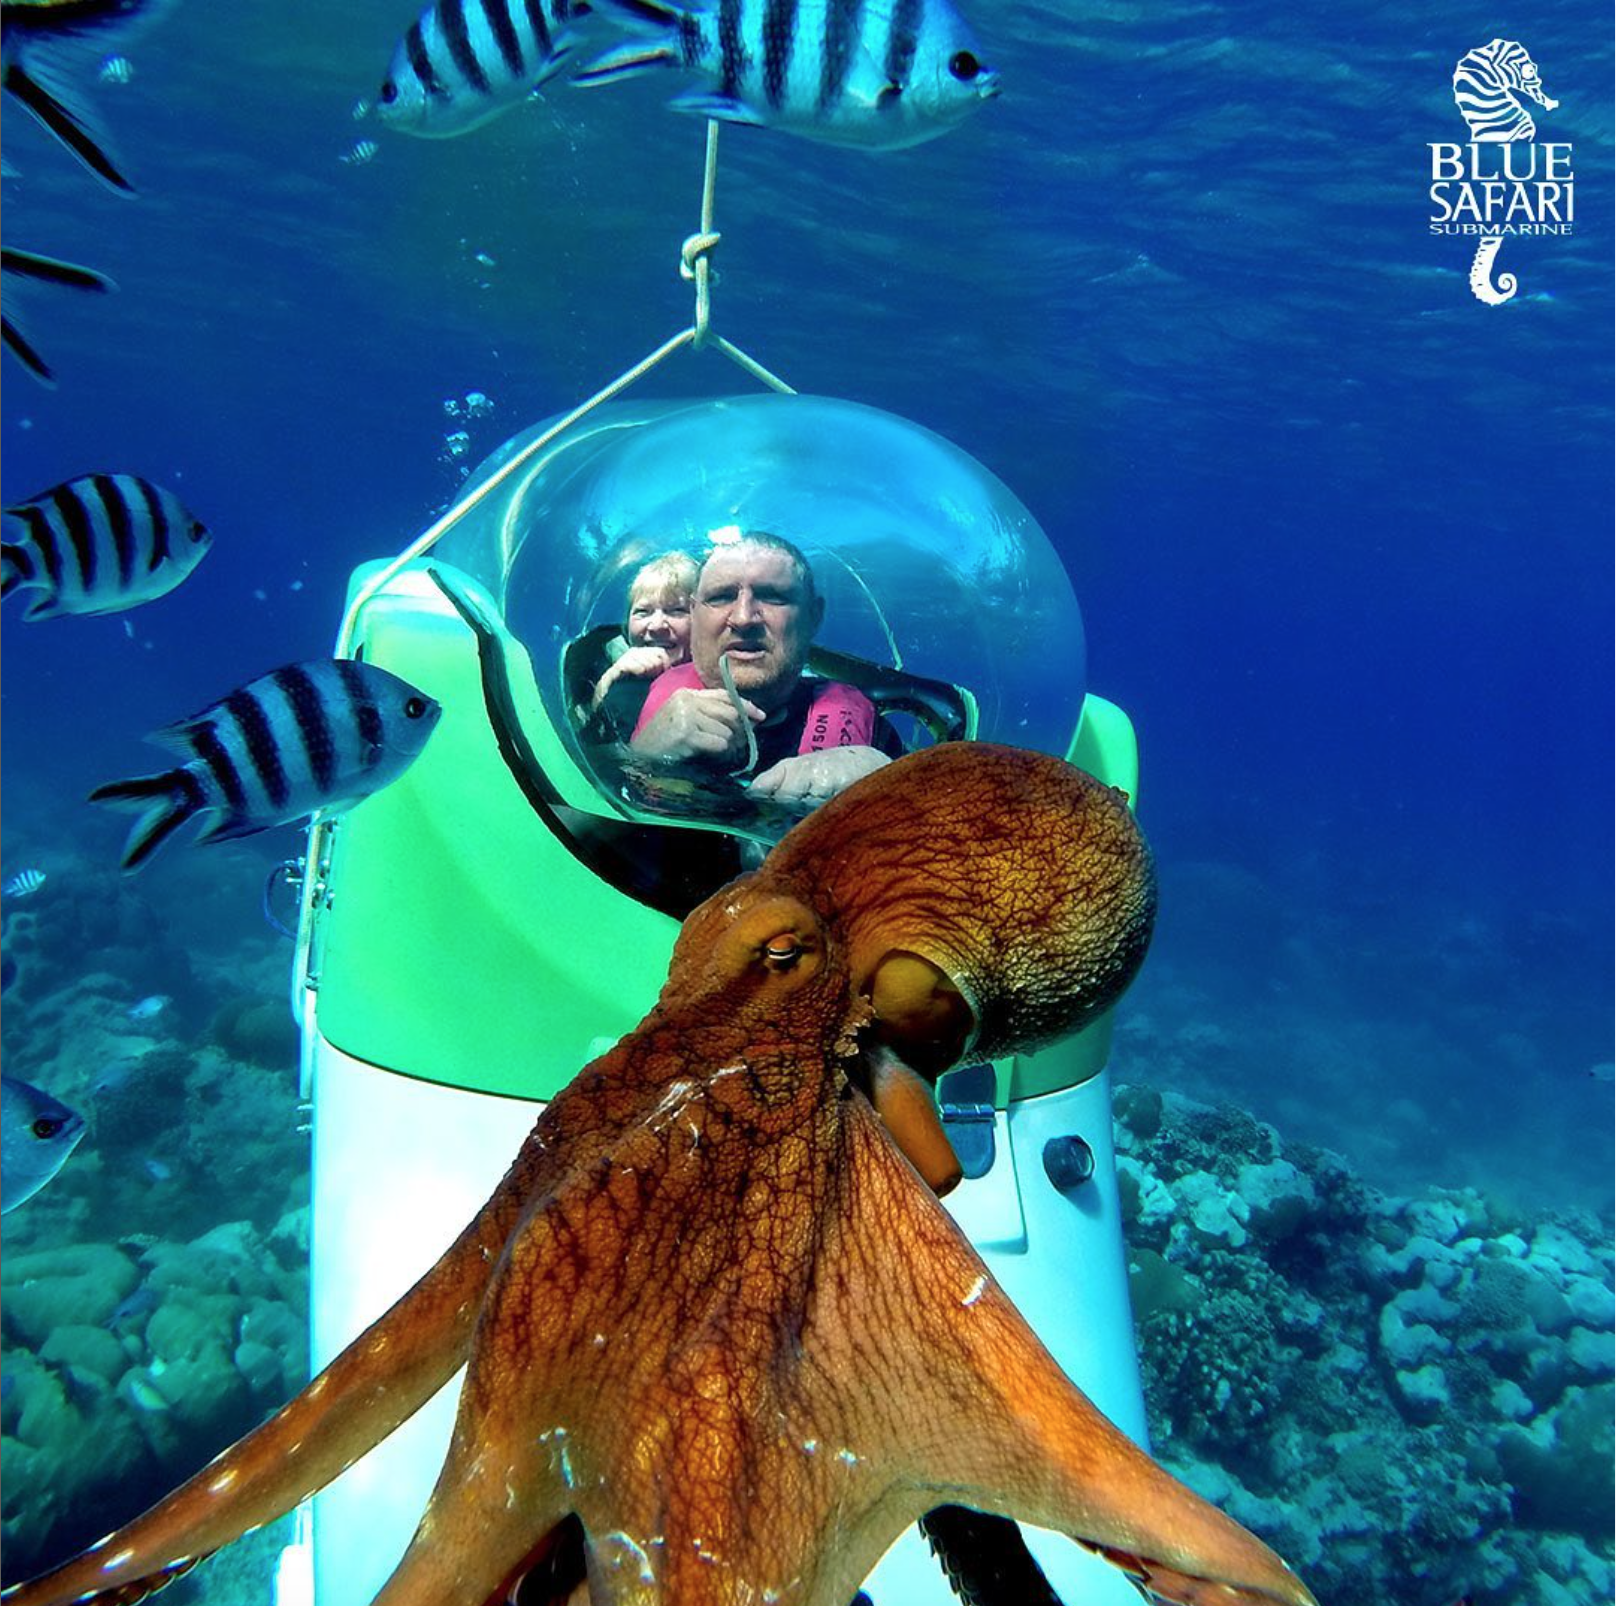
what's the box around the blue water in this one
[4,0,1608,1210]
[0,0,1611,1594]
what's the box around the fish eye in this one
[404,697,430,719]
[379,79,399,105]
[32,1116,65,1139]
[948,51,981,81]
[762,934,804,971]
[190,521,209,543]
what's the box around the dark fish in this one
[374,0,590,137]
[89,658,443,871]
[1,245,116,386]
[108,1283,161,1328]
[2,472,210,618]
[1,1074,86,1213]
[572,0,998,149]
[0,0,171,192]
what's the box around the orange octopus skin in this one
[1,741,1317,1606]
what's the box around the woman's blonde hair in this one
[626,552,698,628]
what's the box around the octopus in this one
[3,741,1317,1606]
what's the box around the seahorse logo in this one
[1449,40,1560,303]
[1452,40,1559,142]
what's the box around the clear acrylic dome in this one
[434,393,1085,795]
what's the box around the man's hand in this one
[747,746,891,805]
[630,687,762,762]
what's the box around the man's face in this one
[692,543,822,712]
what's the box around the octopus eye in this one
[948,51,980,81]
[763,935,804,971]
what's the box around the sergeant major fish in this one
[89,659,442,871]
[572,0,998,149]
[2,473,211,619]
[1,1074,85,1213]
[374,0,592,137]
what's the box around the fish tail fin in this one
[2,540,28,597]
[588,0,697,30]
[2,310,56,386]
[1,0,179,191]
[570,0,699,84]
[87,770,205,871]
[3,0,179,49]
[3,57,133,194]
[668,89,767,125]
[571,39,684,86]
[1,247,117,294]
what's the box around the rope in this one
[301,122,800,964]
[683,120,722,345]
[334,120,794,659]
[718,650,759,777]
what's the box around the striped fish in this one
[2,473,210,619]
[89,660,442,871]
[572,0,998,150]
[374,0,591,137]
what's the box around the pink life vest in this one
[632,662,877,753]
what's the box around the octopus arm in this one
[818,1102,1318,1606]
[1,1123,561,1606]
[864,1042,963,1195]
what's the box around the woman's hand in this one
[591,646,673,708]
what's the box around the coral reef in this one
[1,844,311,1590]
[1,1219,309,1581]
[1117,1084,1615,1606]
[0,842,1609,1606]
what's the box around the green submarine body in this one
[286,393,1149,1606]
